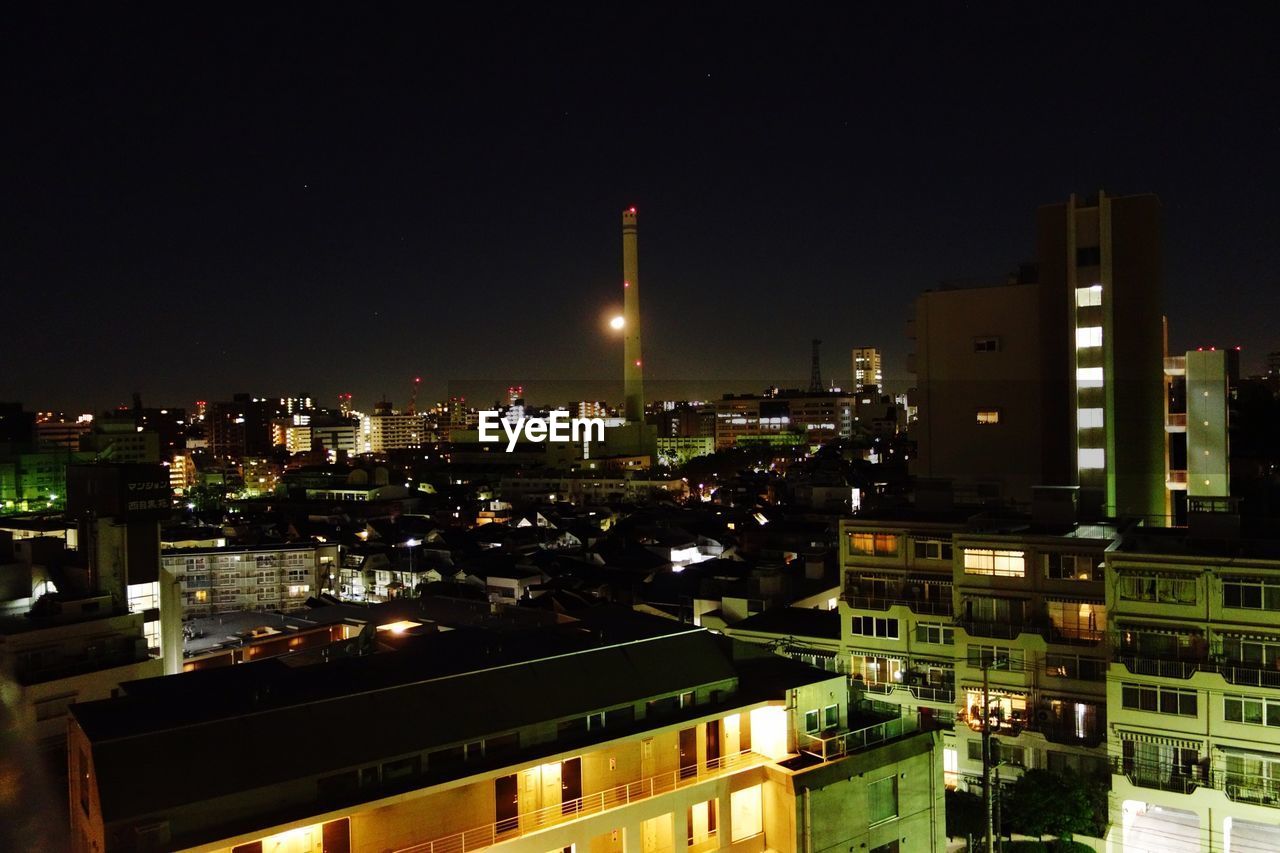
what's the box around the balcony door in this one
[495,774,519,834]
[560,757,582,814]
[705,720,721,769]
[679,727,697,779]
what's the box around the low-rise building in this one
[69,628,946,853]
[161,542,340,618]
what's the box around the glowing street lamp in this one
[609,315,625,331]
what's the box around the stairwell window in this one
[868,775,898,824]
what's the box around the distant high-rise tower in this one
[622,207,644,422]
[852,347,883,390]
[809,339,823,392]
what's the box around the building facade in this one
[69,630,946,853]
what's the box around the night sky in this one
[8,5,1280,413]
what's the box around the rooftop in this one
[72,629,836,829]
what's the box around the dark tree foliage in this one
[1003,769,1095,841]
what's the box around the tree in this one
[945,788,985,840]
[1003,769,1095,842]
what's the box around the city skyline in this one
[8,6,1280,410]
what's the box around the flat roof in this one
[72,629,834,826]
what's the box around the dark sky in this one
[7,5,1279,412]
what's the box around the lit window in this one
[962,548,1026,577]
[1075,286,1103,307]
[1075,326,1102,349]
[1076,367,1104,388]
[976,409,1000,425]
[1077,408,1104,429]
[1078,448,1106,469]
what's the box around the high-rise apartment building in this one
[911,192,1165,517]
[852,347,883,390]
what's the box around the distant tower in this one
[622,207,644,422]
[809,339,823,393]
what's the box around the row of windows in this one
[1223,578,1280,611]
[850,616,900,638]
[803,705,840,733]
[1121,683,1198,717]
[1118,574,1197,605]
[1224,694,1280,727]
[848,533,899,557]
[916,623,954,645]
[1045,654,1106,681]
[967,645,1024,671]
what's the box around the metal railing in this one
[958,619,1044,641]
[845,594,954,616]
[1112,756,1200,795]
[392,750,763,853]
[799,715,912,761]
[908,682,957,703]
[1216,772,1280,808]
[1116,654,1280,689]
[1165,412,1187,428]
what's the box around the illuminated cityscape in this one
[4,7,1280,853]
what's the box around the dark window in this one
[1076,246,1101,266]
[557,717,588,738]
[973,337,1001,353]
[317,770,359,800]
[608,706,635,727]
[486,732,520,757]
[382,755,421,782]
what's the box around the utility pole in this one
[981,655,1008,853]
[983,660,993,853]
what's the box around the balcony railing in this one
[959,619,1045,641]
[844,594,953,616]
[1163,356,1187,375]
[908,683,956,703]
[1165,412,1187,431]
[393,750,764,853]
[1115,654,1280,689]
[1216,772,1280,808]
[1031,721,1105,748]
[1112,756,1200,795]
[799,715,913,762]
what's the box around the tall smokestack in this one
[622,207,644,422]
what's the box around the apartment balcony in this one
[1216,772,1280,808]
[857,680,956,705]
[1115,654,1280,690]
[1166,469,1188,490]
[394,749,766,853]
[958,619,1047,641]
[844,593,953,616]
[1113,756,1200,795]
[1030,720,1105,749]
[798,714,915,763]
[1165,412,1187,433]
[1164,356,1187,376]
